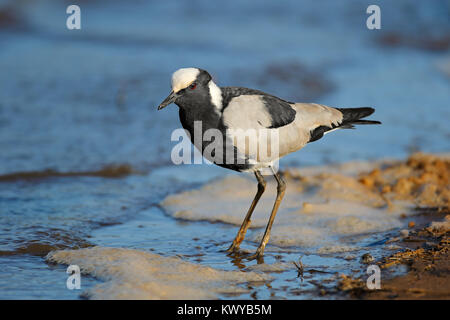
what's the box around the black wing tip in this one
[355,106,375,113]
[337,107,378,123]
[364,107,375,117]
[351,119,382,125]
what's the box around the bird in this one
[157,67,381,261]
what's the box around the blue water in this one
[0,0,449,299]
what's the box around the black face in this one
[174,69,212,109]
[157,68,212,110]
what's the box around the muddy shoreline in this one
[41,153,450,300]
[330,152,450,299]
[338,208,449,299]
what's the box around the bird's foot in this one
[225,240,242,253]
[246,250,264,264]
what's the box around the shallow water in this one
[0,0,449,299]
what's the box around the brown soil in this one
[358,153,450,209]
[0,164,136,182]
[337,213,450,299]
[367,221,450,299]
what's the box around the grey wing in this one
[221,94,296,130]
[220,94,296,167]
[293,103,379,143]
[293,103,343,132]
[220,94,347,165]
[275,103,344,158]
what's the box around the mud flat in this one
[162,153,449,251]
[46,153,450,299]
[337,212,449,299]
[328,153,450,299]
[161,152,449,298]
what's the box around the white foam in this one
[46,246,270,299]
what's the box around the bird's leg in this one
[248,168,286,261]
[226,171,266,253]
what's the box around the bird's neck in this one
[178,102,221,138]
[177,81,223,138]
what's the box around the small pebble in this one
[386,244,401,250]
[408,221,415,228]
[400,229,409,237]
[361,253,374,264]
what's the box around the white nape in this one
[208,81,223,115]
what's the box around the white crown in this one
[171,68,200,93]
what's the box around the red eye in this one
[189,83,197,90]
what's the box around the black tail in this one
[337,107,381,126]
[308,107,380,143]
